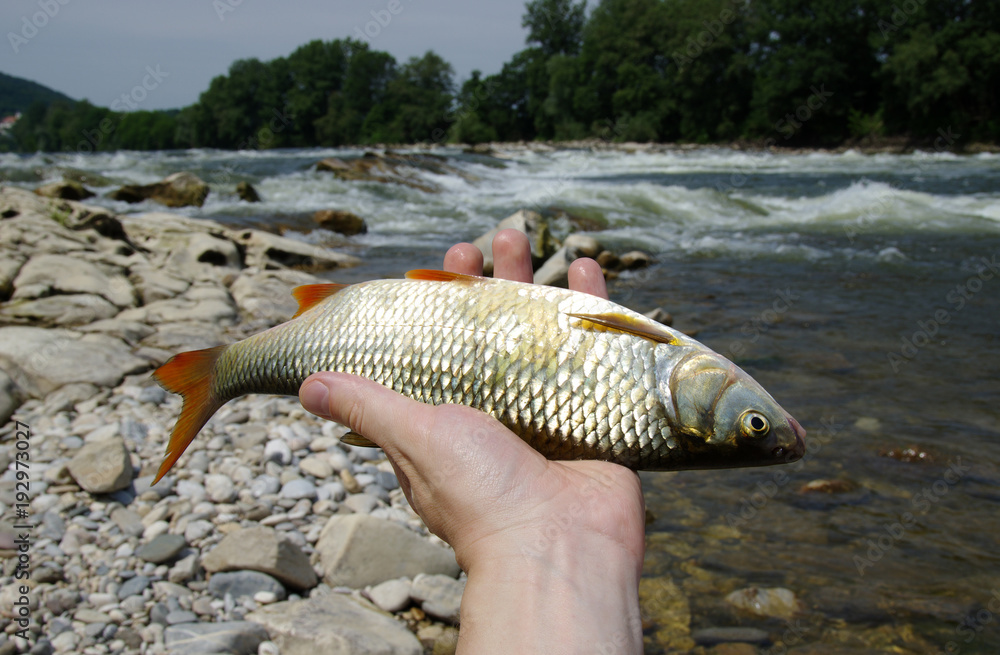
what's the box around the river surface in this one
[4,145,1000,653]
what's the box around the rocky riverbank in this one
[0,186,669,655]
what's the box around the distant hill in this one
[0,71,74,116]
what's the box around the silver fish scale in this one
[214,277,672,468]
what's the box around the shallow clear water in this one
[4,145,999,651]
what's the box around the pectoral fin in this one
[568,311,679,345]
[340,431,380,448]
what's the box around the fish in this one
[152,269,805,483]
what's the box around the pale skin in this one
[299,229,646,654]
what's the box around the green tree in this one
[523,0,588,56]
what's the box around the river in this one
[4,144,1000,652]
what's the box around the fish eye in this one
[740,411,770,439]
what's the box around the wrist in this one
[457,530,644,654]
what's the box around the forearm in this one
[457,536,644,655]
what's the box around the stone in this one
[111,172,210,208]
[315,151,469,194]
[280,479,317,500]
[42,382,100,413]
[343,493,379,515]
[0,293,118,327]
[66,436,133,494]
[0,327,149,398]
[202,526,317,590]
[313,209,367,236]
[34,180,95,201]
[619,250,653,269]
[117,575,151,600]
[236,181,261,203]
[110,507,145,537]
[563,233,602,258]
[11,253,134,307]
[208,571,286,602]
[205,474,237,503]
[644,307,673,326]
[473,209,558,275]
[532,246,574,287]
[230,228,361,272]
[410,573,465,623]
[166,610,199,625]
[263,440,292,465]
[246,593,422,655]
[691,627,771,646]
[180,233,242,269]
[229,268,321,324]
[164,621,269,655]
[366,578,412,613]
[299,456,333,479]
[0,369,20,425]
[317,514,460,588]
[725,586,800,620]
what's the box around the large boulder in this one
[231,229,361,271]
[313,209,367,236]
[229,268,323,325]
[316,514,460,588]
[473,209,559,275]
[0,327,150,398]
[0,294,119,327]
[315,152,473,194]
[246,593,422,655]
[11,254,135,308]
[110,172,210,208]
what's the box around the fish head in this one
[655,349,806,469]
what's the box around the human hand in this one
[299,229,645,653]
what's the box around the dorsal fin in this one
[405,269,483,283]
[291,283,347,318]
[568,311,679,345]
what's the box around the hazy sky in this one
[2,0,529,110]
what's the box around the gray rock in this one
[138,385,167,405]
[137,533,189,564]
[263,440,292,465]
[317,514,460,588]
[166,610,198,625]
[202,526,317,590]
[118,286,238,326]
[280,479,317,500]
[208,571,286,602]
[246,593,421,655]
[533,245,575,287]
[169,553,201,584]
[34,180,96,201]
[366,578,412,613]
[42,382,99,413]
[313,209,367,236]
[619,250,653,269]
[375,470,398,491]
[474,209,557,275]
[229,268,322,325]
[563,233,602,258]
[0,327,149,398]
[129,266,191,304]
[164,621,269,655]
[231,229,361,272]
[236,181,260,203]
[66,436,133,494]
[179,233,242,269]
[0,293,119,327]
[117,575,151,600]
[111,507,145,537]
[691,626,771,646]
[11,253,134,307]
[343,493,379,514]
[410,573,465,624]
[184,519,215,542]
[250,475,281,497]
[205,474,237,503]
[78,319,156,345]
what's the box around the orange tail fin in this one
[152,345,226,484]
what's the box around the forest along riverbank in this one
[1,144,999,654]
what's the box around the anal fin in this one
[340,431,379,448]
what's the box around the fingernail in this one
[300,380,332,419]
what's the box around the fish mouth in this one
[785,416,807,462]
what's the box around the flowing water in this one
[4,145,1000,652]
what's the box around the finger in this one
[444,243,484,275]
[568,258,609,299]
[300,372,435,463]
[492,229,534,283]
